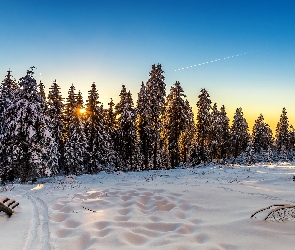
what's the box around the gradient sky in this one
[1,0,295,131]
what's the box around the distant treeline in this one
[0,65,293,183]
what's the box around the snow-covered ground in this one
[1,164,295,250]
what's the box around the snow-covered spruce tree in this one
[196,88,212,163]
[275,107,292,160]
[209,103,220,161]
[76,90,84,109]
[136,82,153,170]
[105,98,120,169]
[289,125,295,153]
[84,83,116,174]
[105,98,117,139]
[218,105,230,161]
[46,79,65,172]
[63,84,87,175]
[0,70,19,182]
[163,81,188,168]
[115,85,141,171]
[238,141,255,165]
[0,70,18,136]
[0,67,58,183]
[209,103,230,162]
[145,64,167,170]
[252,114,273,155]
[229,107,250,160]
[38,80,46,103]
[179,99,196,165]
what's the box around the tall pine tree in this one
[0,67,57,183]
[47,79,65,172]
[252,114,273,153]
[179,99,196,165]
[275,107,291,152]
[84,83,115,173]
[196,88,212,162]
[0,70,18,140]
[163,81,187,168]
[136,82,153,170]
[115,85,141,171]
[219,105,230,160]
[145,64,166,169]
[230,107,250,159]
[63,84,87,175]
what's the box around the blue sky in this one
[1,0,295,130]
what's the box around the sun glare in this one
[79,108,86,114]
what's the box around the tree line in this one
[0,65,293,183]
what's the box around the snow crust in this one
[1,164,295,250]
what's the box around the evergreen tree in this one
[105,98,119,168]
[84,83,115,173]
[136,82,153,170]
[289,125,295,152]
[209,103,230,162]
[0,70,18,131]
[38,80,46,102]
[275,107,291,152]
[145,64,167,169]
[105,98,117,136]
[179,99,196,165]
[115,85,141,171]
[47,79,65,172]
[209,103,220,161]
[63,84,76,134]
[218,105,230,160]
[252,114,273,153]
[0,67,57,183]
[196,88,212,162]
[163,81,187,168]
[230,107,250,159]
[63,84,87,175]
[76,90,84,109]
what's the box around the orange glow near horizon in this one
[79,108,86,114]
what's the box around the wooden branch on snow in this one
[251,204,295,221]
[0,197,19,217]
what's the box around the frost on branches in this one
[0,68,58,183]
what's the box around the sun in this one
[79,108,86,114]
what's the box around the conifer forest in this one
[0,65,293,183]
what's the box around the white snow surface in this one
[1,163,295,250]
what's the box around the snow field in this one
[1,164,295,249]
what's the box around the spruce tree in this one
[163,81,187,168]
[0,67,57,183]
[63,84,76,135]
[230,107,250,159]
[196,88,212,162]
[84,83,115,173]
[38,80,46,102]
[219,105,230,161]
[209,103,230,162]
[179,99,196,165]
[145,64,166,169]
[275,107,291,152]
[105,98,117,137]
[47,79,65,172]
[209,103,220,161]
[136,82,153,170]
[289,125,295,152]
[63,84,87,175]
[0,70,18,138]
[115,85,141,171]
[252,114,273,154]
